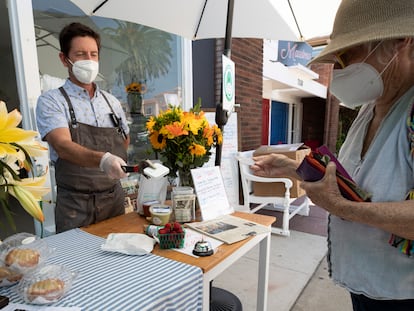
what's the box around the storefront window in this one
[32,0,185,163]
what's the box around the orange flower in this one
[203,126,214,146]
[213,125,223,145]
[163,122,188,139]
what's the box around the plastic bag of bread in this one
[0,233,54,274]
[0,265,22,287]
[17,264,77,304]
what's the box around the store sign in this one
[276,40,313,66]
[222,54,235,112]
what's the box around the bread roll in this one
[27,278,65,302]
[5,248,40,268]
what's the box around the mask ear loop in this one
[378,52,399,76]
[361,40,384,63]
[362,40,399,79]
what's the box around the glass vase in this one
[127,92,142,114]
[178,169,193,188]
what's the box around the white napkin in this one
[101,233,155,255]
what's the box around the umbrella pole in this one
[215,0,234,166]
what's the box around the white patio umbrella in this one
[69,0,297,41]
[69,0,299,165]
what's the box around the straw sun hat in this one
[311,0,414,64]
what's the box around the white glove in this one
[99,152,128,179]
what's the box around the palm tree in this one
[104,21,173,85]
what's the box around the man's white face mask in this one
[67,59,99,84]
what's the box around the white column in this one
[7,0,55,236]
[181,37,193,110]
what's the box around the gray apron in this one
[55,87,127,233]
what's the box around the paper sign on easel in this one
[191,166,234,221]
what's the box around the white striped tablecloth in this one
[0,229,203,311]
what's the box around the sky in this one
[271,0,342,40]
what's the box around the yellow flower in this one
[0,100,50,228]
[146,116,156,132]
[189,143,206,156]
[184,114,205,135]
[149,131,166,150]
[8,174,50,223]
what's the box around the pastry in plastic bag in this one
[0,233,53,274]
[27,278,65,302]
[0,266,22,286]
[17,264,77,304]
[5,248,40,268]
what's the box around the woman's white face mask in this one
[330,63,384,109]
[67,59,99,84]
[330,42,397,109]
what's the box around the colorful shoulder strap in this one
[388,100,414,256]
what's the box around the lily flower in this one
[0,100,50,227]
[7,174,50,223]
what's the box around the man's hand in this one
[99,152,128,179]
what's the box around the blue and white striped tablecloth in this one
[0,229,203,311]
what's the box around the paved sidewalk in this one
[292,256,353,311]
[213,229,328,311]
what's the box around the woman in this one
[252,0,414,310]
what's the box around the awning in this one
[263,62,327,99]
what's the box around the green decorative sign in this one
[222,55,235,112]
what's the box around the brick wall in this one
[215,38,264,151]
[309,63,339,152]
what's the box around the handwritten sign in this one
[205,112,239,207]
[191,166,234,221]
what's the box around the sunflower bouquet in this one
[146,101,222,185]
[125,82,147,114]
[0,101,50,230]
[125,82,147,94]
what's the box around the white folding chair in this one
[236,150,310,236]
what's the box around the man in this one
[36,23,130,233]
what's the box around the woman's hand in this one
[251,153,299,179]
[300,162,347,215]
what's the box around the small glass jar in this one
[172,187,196,223]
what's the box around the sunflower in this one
[149,131,167,149]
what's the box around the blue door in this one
[270,101,288,144]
